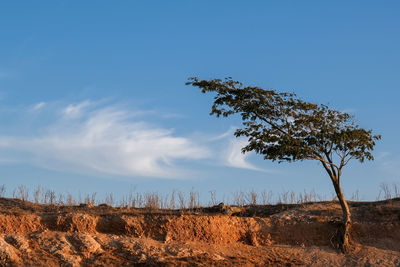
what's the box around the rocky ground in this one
[0,198,399,266]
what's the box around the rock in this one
[36,232,82,266]
[0,235,21,265]
[67,233,103,254]
[79,203,94,208]
[224,206,243,215]
[4,235,31,253]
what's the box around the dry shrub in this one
[0,185,5,198]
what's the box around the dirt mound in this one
[0,198,398,266]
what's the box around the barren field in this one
[0,197,399,266]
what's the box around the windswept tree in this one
[187,77,380,252]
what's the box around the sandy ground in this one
[0,198,398,266]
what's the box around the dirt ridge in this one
[0,198,398,266]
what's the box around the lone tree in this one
[187,77,380,252]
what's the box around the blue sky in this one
[0,1,399,203]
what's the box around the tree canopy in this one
[187,77,380,182]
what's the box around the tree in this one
[187,77,381,252]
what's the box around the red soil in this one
[0,198,399,266]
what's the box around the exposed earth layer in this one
[0,198,399,266]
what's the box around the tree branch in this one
[319,159,337,182]
[342,155,354,167]
[306,155,340,170]
[324,151,338,177]
[253,111,289,137]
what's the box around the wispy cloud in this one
[31,102,46,111]
[0,101,210,178]
[62,100,92,118]
[206,126,265,172]
[223,138,264,171]
[0,99,268,178]
[210,126,237,141]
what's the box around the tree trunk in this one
[331,177,352,253]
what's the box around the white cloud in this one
[63,100,92,118]
[224,137,264,171]
[32,102,46,111]
[210,126,237,141]
[0,99,271,178]
[0,101,210,178]
[205,126,265,172]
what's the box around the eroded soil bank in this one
[0,198,399,266]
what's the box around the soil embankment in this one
[0,198,399,266]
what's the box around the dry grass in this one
[0,183,398,210]
[377,183,400,200]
